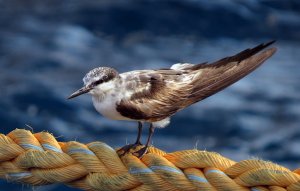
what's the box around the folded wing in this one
[116,41,277,122]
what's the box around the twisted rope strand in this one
[0,129,300,191]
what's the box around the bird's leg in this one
[134,123,155,158]
[118,122,143,155]
[134,121,143,145]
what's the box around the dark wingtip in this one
[229,40,277,62]
[249,40,276,54]
[262,40,276,48]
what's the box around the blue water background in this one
[0,1,300,190]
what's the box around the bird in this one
[68,41,277,157]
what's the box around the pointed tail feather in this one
[186,42,277,105]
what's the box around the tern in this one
[68,41,276,157]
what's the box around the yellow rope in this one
[1,129,300,191]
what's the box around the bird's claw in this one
[117,142,142,156]
[133,146,148,158]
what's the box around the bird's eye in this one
[92,79,103,86]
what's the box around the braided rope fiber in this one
[0,129,300,191]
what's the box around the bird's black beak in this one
[68,86,93,99]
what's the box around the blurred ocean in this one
[0,0,300,190]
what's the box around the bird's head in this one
[68,67,119,99]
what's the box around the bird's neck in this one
[91,78,122,103]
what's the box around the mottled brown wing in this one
[117,41,277,121]
[116,70,193,121]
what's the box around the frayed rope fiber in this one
[1,129,300,191]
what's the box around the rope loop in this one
[1,129,300,191]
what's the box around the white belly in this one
[92,96,130,120]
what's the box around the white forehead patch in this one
[82,67,114,85]
[83,75,100,86]
[83,68,102,85]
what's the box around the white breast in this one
[92,95,130,120]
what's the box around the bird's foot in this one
[117,142,142,156]
[133,146,148,158]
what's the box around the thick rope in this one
[0,129,300,191]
